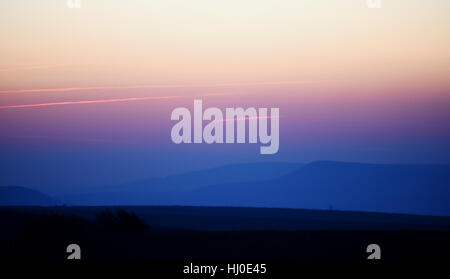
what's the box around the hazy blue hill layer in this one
[109,162,303,192]
[4,161,450,216]
[58,162,302,201]
[181,161,450,216]
[0,186,58,206]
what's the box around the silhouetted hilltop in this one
[1,206,450,260]
[0,186,58,206]
[1,205,450,231]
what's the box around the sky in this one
[0,0,450,191]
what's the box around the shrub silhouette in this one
[96,209,148,232]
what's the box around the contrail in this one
[0,80,310,94]
[213,115,281,122]
[0,65,61,72]
[0,95,183,109]
[0,92,238,109]
[0,62,51,66]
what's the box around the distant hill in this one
[59,162,302,200]
[181,161,450,216]
[58,161,450,216]
[0,186,58,206]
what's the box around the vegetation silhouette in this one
[1,207,450,260]
[96,209,149,232]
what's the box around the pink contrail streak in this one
[0,65,61,72]
[0,62,51,66]
[0,96,183,109]
[0,92,238,109]
[0,81,310,94]
[214,115,281,122]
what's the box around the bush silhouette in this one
[96,209,148,232]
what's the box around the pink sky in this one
[0,1,449,189]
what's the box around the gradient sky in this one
[1,0,450,192]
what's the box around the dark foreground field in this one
[1,206,449,260]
